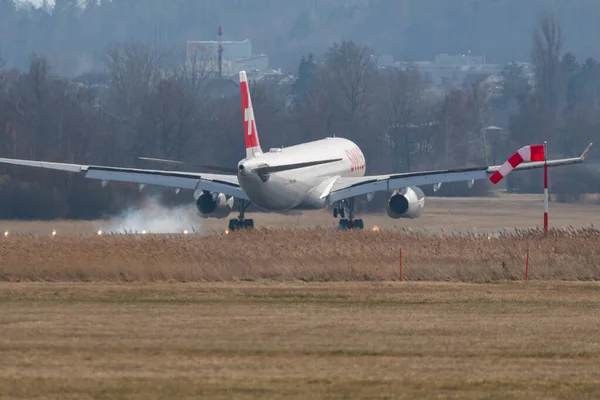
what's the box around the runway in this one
[2,194,600,236]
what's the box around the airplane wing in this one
[0,157,249,200]
[326,143,593,203]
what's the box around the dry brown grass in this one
[1,281,600,399]
[1,227,600,282]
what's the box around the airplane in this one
[0,70,593,231]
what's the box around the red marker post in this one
[399,249,403,281]
[525,249,529,281]
[544,141,548,233]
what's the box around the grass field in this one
[1,282,599,399]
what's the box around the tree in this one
[324,41,376,127]
[383,64,424,172]
[102,43,166,163]
[160,48,214,160]
[27,53,50,107]
[531,12,564,136]
[292,52,316,95]
[436,87,482,168]
[559,57,600,157]
[173,47,212,101]
[22,53,51,160]
[103,43,165,114]
[498,62,530,106]
[468,75,493,165]
[290,63,337,144]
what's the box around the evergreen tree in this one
[292,53,316,95]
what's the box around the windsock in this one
[489,144,545,184]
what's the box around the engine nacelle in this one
[196,192,234,219]
[386,186,425,219]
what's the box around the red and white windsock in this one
[489,144,546,184]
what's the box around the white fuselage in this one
[237,137,365,210]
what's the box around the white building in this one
[396,53,504,86]
[234,55,269,72]
[187,39,252,60]
[186,39,269,74]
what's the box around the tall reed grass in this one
[0,227,599,282]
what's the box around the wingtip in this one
[239,70,247,83]
[581,142,593,160]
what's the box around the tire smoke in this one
[98,196,202,234]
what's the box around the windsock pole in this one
[544,141,548,232]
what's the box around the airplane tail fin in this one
[239,71,263,159]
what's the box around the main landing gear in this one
[228,199,254,231]
[333,198,364,230]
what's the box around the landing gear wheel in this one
[333,202,346,219]
[228,200,254,231]
[228,218,254,231]
[335,198,364,230]
[338,219,364,230]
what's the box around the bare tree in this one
[27,53,50,107]
[172,46,214,100]
[152,48,215,160]
[468,75,493,165]
[19,53,52,160]
[147,78,180,158]
[103,43,165,116]
[324,41,376,128]
[436,88,482,168]
[289,62,340,146]
[102,43,167,161]
[531,12,564,122]
[384,64,424,172]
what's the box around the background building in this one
[187,39,252,61]
[186,38,270,76]
[377,52,530,87]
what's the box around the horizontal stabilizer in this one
[255,158,342,174]
[138,157,238,174]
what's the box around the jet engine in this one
[196,192,234,219]
[386,186,425,219]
